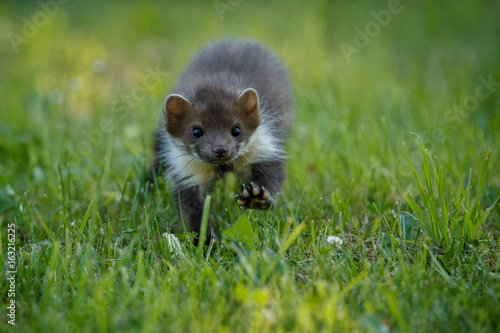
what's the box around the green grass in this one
[1,0,500,332]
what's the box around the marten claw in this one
[235,182,273,210]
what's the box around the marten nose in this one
[213,146,228,158]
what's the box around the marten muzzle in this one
[213,146,228,158]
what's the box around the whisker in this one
[238,153,252,167]
[184,156,199,169]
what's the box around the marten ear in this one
[236,88,260,130]
[236,88,259,116]
[164,94,192,137]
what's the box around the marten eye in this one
[231,127,241,138]
[192,128,203,139]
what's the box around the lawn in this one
[1,0,499,332]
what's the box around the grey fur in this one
[149,39,292,244]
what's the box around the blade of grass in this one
[470,150,490,222]
[437,164,449,249]
[77,199,95,243]
[197,195,212,256]
[279,222,307,256]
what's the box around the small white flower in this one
[327,236,343,248]
[162,233,182,256]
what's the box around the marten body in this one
[149,39,292,243]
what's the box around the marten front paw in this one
[235,182,273,210]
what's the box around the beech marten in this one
[149,39,292,244]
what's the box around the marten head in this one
[164,88,261,165]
